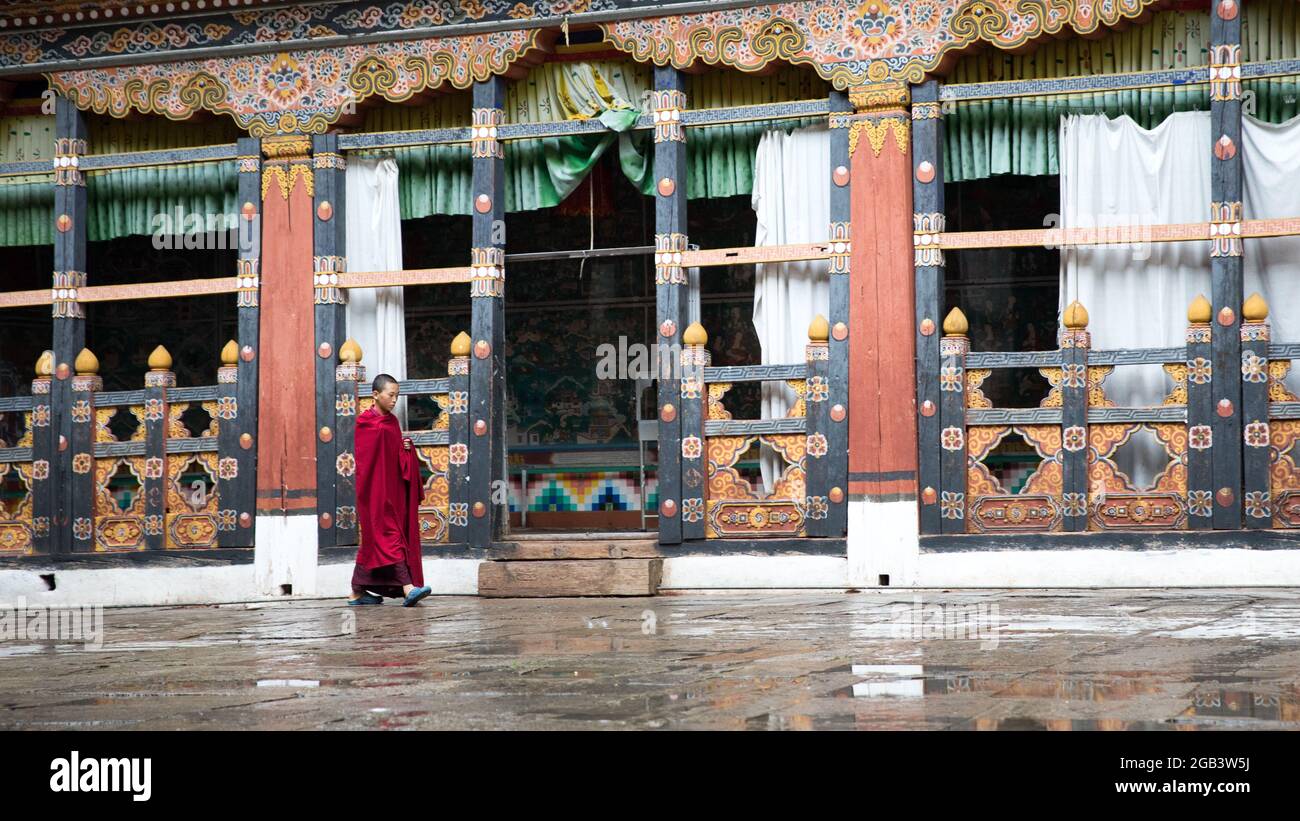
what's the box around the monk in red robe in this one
[348,374,431,607]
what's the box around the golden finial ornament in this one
[942,307,968,336]
[1063,300,1089,330]
[221,340,239,366]
[75,348,99,376]
[450,332,471,357]
[1243,292,1269,321]
[148,345,173,371]
[1188,294,1212,324]
[808,314,829,342]
[339,338,362,363]
[35,350,53,377]
[682,322,708,346]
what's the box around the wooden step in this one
[478,558,662,598]
[489,538,661,561]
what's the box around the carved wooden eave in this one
[33,0,1173,135]
[46,28,550,136]
[600,0,1170,88]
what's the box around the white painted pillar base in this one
[253,514,319,597]
[848,499,919,588]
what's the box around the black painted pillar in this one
[910,81,944,536]
[804,317,833,536]
[142,347,175,550]
[232,136,261,544]
[824,90,852,537]
[938,309,968,533]
[447,333,471,544]
[1060,303,1091,532]
[1185,296,1215,528]
[468,78,507,548]
[30,356,52,552]
[653,66,688,544]
[51,96,87,555]
[1241,294,1272,528]
[679,323,708,540]
[69,351,100,551]
[1210,3,1244,528]
[313,133,347,546]
[216,342,240,547]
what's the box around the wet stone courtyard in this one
[3,589,1300,730]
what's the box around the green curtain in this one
[369,61,830,217]
[0,111,240,247]
[0,112,55,246]
[945,0,1300,182]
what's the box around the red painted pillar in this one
[844,84,919,584]
[253,136,320,594]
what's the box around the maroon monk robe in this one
[353,405,424,589]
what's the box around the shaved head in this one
[372,374,398,394]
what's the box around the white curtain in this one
[752,125,831,493]
[1060,112,1300,487]
[345,157,408,425]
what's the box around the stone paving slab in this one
[2,589,1300,730]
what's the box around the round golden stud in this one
[240,433,254,450]
[316,201,333,221]
[660,404,676,423]
[919,318,935,337]
[832,322,849,341]
[241,345,256,362]
[474,419,487,436]
[922,487,937,505]
[319,427,333,443]
[56,362,71,380]
[317,342,332,359]
[472,502,486,518]
[832,165,850,187]
[1217,398,1234,418]
[1218,0,1238,20]
[829,487,844,503]
[915,161,935,183]
[1218,306,1236,327]
[474,340,491,359]
[241,201,257,220]
[660,499,677,518]
[239,512,253,528]
[657,177,676,197]
[319,512,333,529]
[1214,135,1237,161]
[831,404,847,422]
[920,400,935,417]
[474,194,492,214]
[58,435,68,452]
[659,320,677,338]
[1216,487,1235,507]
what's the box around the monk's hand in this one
[403,437,413,451]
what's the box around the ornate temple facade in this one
[2,0,1300,603]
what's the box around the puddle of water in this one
[256,679,320,688]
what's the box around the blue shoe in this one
[348,594,383,606]
[402,586,432,607]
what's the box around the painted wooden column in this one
[142,346,175,551]
[909,81,944,536]
[312,133,347,547]
[468,78,507,548]
[51,96,88,555]
[679,322,709,540]
[1186,295,1215,528]
[232,136,261,547]
[938,309,968,533]
[447,332,471,545]
[1060,301,1091,532]
[254,135,319,593]
[824,90,852,537]
[334,339,364,547]
[216,341,241,547]
[1240,293,1272,528]
[842,82,918,549]
[30,354,52,553]
[68,348,100,551]
[1210,0,1244,529]
[653,65,688,545]
[804,315,833,535]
